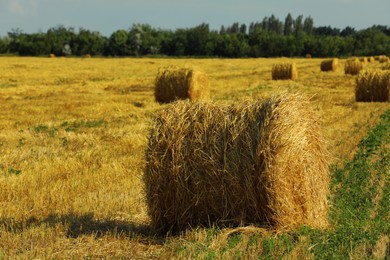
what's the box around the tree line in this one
[0,14,389,58]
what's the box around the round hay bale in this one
[379,56,390,63]
[359,57,368,64]
[144,93,330,233]
[345,60,364,75]
[382,62,390,71]
[83,54,92,58]
[355,70,390,102]
[48,54,55,58]
[305,54,312,59]
[320,59,339,72]
[154,66,210,104]
[272,63,298,80]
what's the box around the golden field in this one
[0,57,389,258]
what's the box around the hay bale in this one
[359,57,368,64]
[345,60,363,75]
[144,93,330,233]
[48,54,55,58]
[355,70,390,102]
[305,54,312,59]
[348,57,359,62]
[154,66,210,104]
[379,56,390,63]
[272,63,298,80]
[83,54,92,58]
[382,62,390,71]
[320,59,339,72]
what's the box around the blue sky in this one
[0,0,389,37]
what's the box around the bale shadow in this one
[0,212,165,245]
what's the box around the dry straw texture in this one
[144,93,330,233]
[345,60,364,75]
[359,57,368,64]
[382,62,390,71]
[368,56,375,63]
[320,59,339,72]
[379,56,390,63]
[355,70,390,102]
[272,63,298,80]
[154,66,210,103]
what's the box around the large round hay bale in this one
[144,93,330,233]
[154,66,210,104]
[345,60,363,75]
[355,70,390,102]
[272,63,298,80]
[320,59,339,72]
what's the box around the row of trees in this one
[1,14,389,58]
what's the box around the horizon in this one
[1,0,389,37]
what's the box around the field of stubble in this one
[0,57,388,259]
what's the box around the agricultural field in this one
[0,57,389,259]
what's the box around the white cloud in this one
[2,0,39,15]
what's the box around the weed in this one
[8,168,22,175]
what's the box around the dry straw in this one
[154,66,210,103]
[355,70,390,102]
[272,63,298,80]
[320,59,339,72]
[382,62,390,71]
[359,57,368,64]
[144,93,330,233]
[379,56,390,63]
[367,56,375,63]
[345,60,363,75]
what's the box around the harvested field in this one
[0,57,388,258]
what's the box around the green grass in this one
[172,108,390,259]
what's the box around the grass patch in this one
[60,119,106,132]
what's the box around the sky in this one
[0,0,389,37]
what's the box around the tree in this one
[0,36,10,53]
[108,30,129,56]
[303,16,314,35]
[73,28,107,56]
[284,13,293,35]
[46,26,76,56]
[340,26,356,37]
[185,23,210,55]
[294,15,304,35]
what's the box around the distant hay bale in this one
[355,70,390,102]
[48,54,55,58]
[348,57,359,62]
[144,93,330,233]
[379,56,390,63]
[305,54,312,59]
[345,60,364,75]
[320,59,339,72]
[83,54,91,58]
[272,63,298,80]
[382,62,390,71]
[154,66,210,103]
[359,57,368,64]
